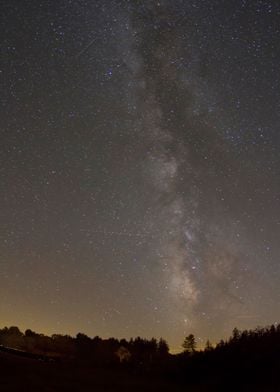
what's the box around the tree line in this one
[0,326,169,365]
[1,323,280,388]
[167,324,280,389]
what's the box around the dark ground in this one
[0,350,181,392]
[1,350,279,392]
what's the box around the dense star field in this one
[1,0,279,350]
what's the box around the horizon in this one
[1,321,278,354]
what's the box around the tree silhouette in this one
[231,327,241,341]
[158,337,169,356]
[0,326,24,349]
[115,346,131,363]
[182,334,196,353]
[204,339,213,351]
[25,329,38,338]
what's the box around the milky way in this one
[1,0,280,349]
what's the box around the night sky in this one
[1,0,280,350]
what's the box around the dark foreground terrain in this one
[0,350,182,392]
[1,324,280,391]
[0,349,279,392]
